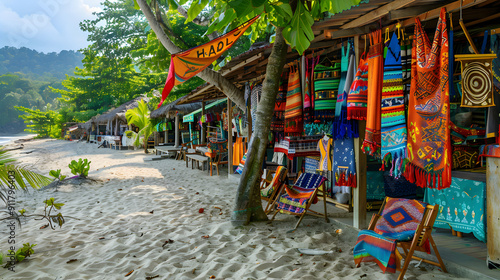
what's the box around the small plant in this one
[1,243,37,268]
[48,169,67,181]
[68,158,91,178]
[39,198,66,229]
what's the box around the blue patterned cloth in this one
[424,177,486,242]
[277,173,327,214]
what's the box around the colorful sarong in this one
[335,42,350,117]
[271,76,287,141]
[381,32,407,177]
[285,67,303,134]
[318,137,333,171]
[404,8,451,190]
[260,165,286,197]
[333,138,356,188]
[234,153,247,174]
[354,229,398,273]
[362,30,383,157]
[304,156,320,173]
[347,53,369,120]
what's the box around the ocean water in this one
[0,134,33,146]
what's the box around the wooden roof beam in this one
[341,0,417,29]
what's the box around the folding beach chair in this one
[354,197,447,280]
[205,138,228,176]
[269,173,329,229]
[260,166,288,214]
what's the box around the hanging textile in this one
[487,34,500,137]
[401,37,412,98]
[381,32,407,178]
[335,42,350,117]
[314,63,340,120]
[271,75,287,142]
[285,66,303,134]
[303,57,317,124]
[318,137,333,171]
[362,30,384,157]
[332,138,357,188]
[232,137,246,167]
[347,53,369,120]
[251,84,261,129]
[404,8,451,190]
[455,54,496,108]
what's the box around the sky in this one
[0,0,103,53]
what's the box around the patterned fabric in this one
[271,76,287,134]
[304,156,320,173]
[456,54,496,108]
[401,38,412,97]
[232,137,246,167]
[274,136,321,160]
[285,68,303,134]
[493,34,500,90]
[260,166,287,197]
[251,84,261,129]
[335,42,350,117]
[354,229,398,273]
[314,63,340,120]
[452,145,479,169]
[277,173,327,214]
[347,53,369,120]
[362,30,383,157]
[318,137,333,171]
[424,177,486,242]
[333,137,356,188]
[374,198,428,241]
[479,144,500,158]
[404,8,451,190]
[381,32,407,178]
[234,153,247,174]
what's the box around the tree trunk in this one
[231,28,288,224]
[136,0,245,109]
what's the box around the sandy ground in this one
[0,139,471,279]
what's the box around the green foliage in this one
[0,146,53,205]
[68,159,91,177]
[48,169,67,181]
[8,243,36,263]
[15,106,62,138]
[18,209,26,216]
[126,99,154,152]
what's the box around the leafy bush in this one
[68,158,91,177]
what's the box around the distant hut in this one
[94,96,150,136]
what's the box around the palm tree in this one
[125,99,154,153]
[0,146,52,205]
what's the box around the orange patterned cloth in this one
[362,30,383,157]
[404,8,451,189]
[285,67,303,134]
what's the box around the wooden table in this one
[155,146,181,157]
[186,154,209,171]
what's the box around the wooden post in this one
[228,99,233,177]
[353,35,367,229]
[115,118,119,136]
[174,114,180,147]
[201,100,206,144]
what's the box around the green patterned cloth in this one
[424,177,486,242]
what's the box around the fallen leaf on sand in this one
[360,274,367,278]
[40,224,49,229]
[173,168,175,170]
[300,254,303,256]
[99,237,105,240]
[219,212,223,215]
[214,206,222,210]
[195,192,199,194]
[146,275,160,280]
[149,210,154,214]
[66,259,78,264]
[202,235,209,239]
[199,208,204,213]
[192,269,196,274]
[269,236,276,239]
[125,270,134,277]
[162,239,174,247]
[141,180,144,182]
[118,189,123,191]
[338,248,342,253]
[209,276,216,279]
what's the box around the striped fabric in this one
[234,153,247,174]
[381,32,407,177]
[347,53,369,120]
[314,63,340,120]
[277,173,327,214]
[354,230,398,273]
[285,68,303,134]
[260,166,286,197]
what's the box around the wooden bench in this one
[155,146,181,157]
[186,154,209,171]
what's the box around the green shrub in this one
[68,158,91,177]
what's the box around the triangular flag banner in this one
[158,15,260,108]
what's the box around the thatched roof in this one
[95,96,150,124]
[150,96,202,119]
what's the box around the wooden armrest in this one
[368,214,381,231]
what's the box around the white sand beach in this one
[0,139,470,279]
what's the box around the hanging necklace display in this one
[455,1,497,107]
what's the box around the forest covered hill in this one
[0,47,83,134]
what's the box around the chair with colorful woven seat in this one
[353,197,446,280]
[205,138,228,176]
[269,173,329,229]
[260,166,288,214]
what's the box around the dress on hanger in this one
[318,137,333,171]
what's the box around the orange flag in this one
[158,15,260,108]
